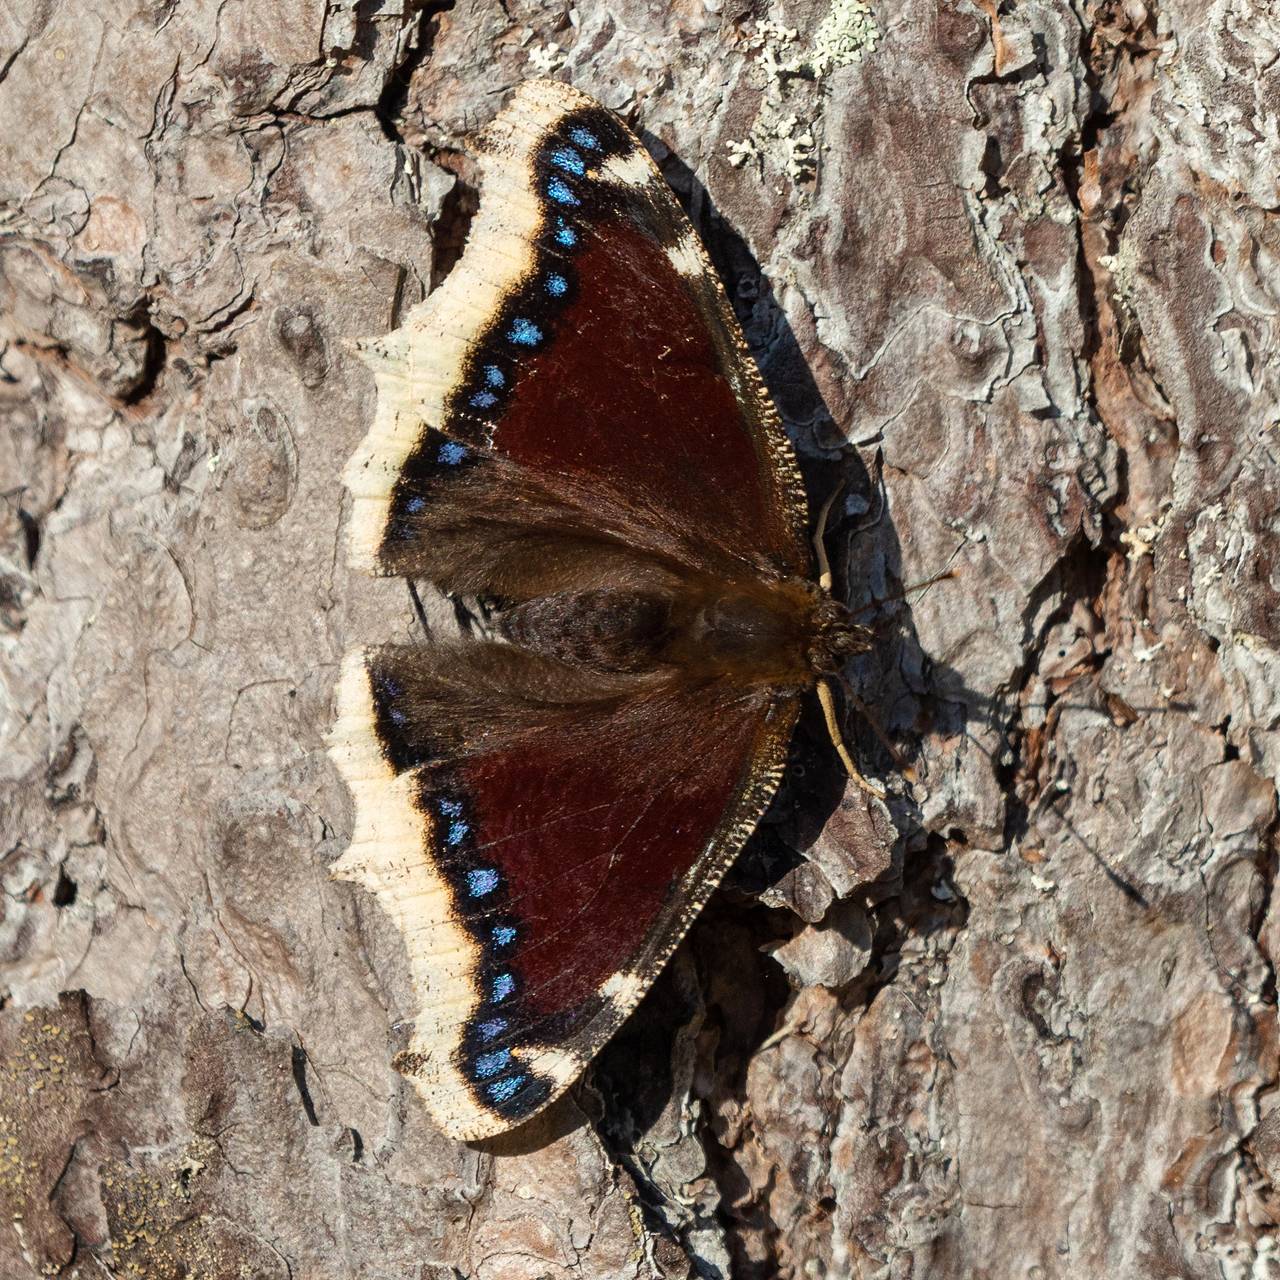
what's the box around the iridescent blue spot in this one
[405,496,425,514]
[473,1048,511,1079]
[438,797,463,817]
[466,868,499,897]
[483,364,505,388]
[550,146,586,176]
[469,390,498,409]
[388,708,406,725]
[437,441,468,466]
[554,217,577,248]
[546,176,578,206]
[492,972,515,1002]
[570,127,601,150]
[545,273,568,298]
[492,924,517,946]
[477,1017,507,1041]
[381,675,402,696]
[487,1074,526,1103]
[507,317,542,346]
[447,820,470,846]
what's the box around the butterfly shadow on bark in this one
[582,141,956,1159]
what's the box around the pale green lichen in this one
[810,0,883,74]
[527,41,566,74]
[726,3,882,184]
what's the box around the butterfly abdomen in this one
[498,589,674,673]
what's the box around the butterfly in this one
[327,79,873,1140]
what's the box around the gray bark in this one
[2,1,1278,1277]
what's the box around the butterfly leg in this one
[816,678,886,798]
[812,484,889,796]
[839,675,921,786]
[407,581,433,635]
[846,568,959,623]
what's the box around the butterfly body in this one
[498,568,867,684]
[329,80,862,1139]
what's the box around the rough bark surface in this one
[2,2,1278,1277]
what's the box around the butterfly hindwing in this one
[331,80,815,1139]
[331,643,798,1136]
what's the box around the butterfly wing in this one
[331,80,813,1139]
[330,643,797,1138]
[345,78,810,583]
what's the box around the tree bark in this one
[2,2,1278,1277]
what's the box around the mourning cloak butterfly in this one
[328,79,870,1139]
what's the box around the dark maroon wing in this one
[345,78,811,585]
[331,80,810,1139]
[331,642,797,1137]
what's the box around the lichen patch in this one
[727,2,883,185]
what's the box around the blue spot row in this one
[461,122,605,426]
[550,146,586,176]
[466,867,499,897]
[487,1074,526,1103]
[437,441,467,466]
[507,317,542,346]
[428,788,532,1103]
[377,673,406,725]
[438,126,630,1116]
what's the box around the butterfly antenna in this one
[817,678,887,798]
[813,481,846,593]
